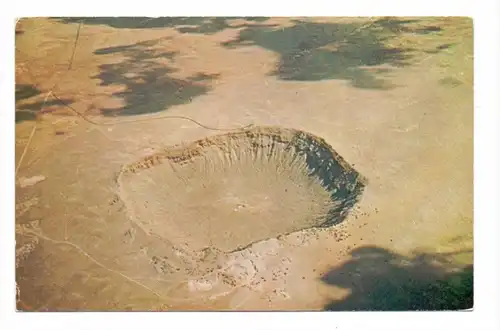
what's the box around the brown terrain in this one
[15,17,473,311]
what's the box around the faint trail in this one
[15,21,82,176]
[15,17,252,176]
[17,225,257,309]
[15,117,37,176]
[19,227,165,300]
[67,22,82,71]
[50,91,254,131]
[16,18,251,176]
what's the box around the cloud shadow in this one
[92,38,219,116]
[321,245,473,311]
[221,17,449,89]
[55,17,274,35]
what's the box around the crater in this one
[117,126,366,252]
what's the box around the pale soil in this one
[15,17,473,311]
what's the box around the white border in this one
[2,1,500,329]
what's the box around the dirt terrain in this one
[15,17,473,311]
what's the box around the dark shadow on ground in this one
[222,17,447,89]
[55,17,273,35]
[92,38,219,116]
[321,245,473,311]
[16,98,76,123]
[16,84,41,102]
[16,110,37,123]
[15,84,43,123]
[16,83,77,123]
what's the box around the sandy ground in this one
[15,17,473,311]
